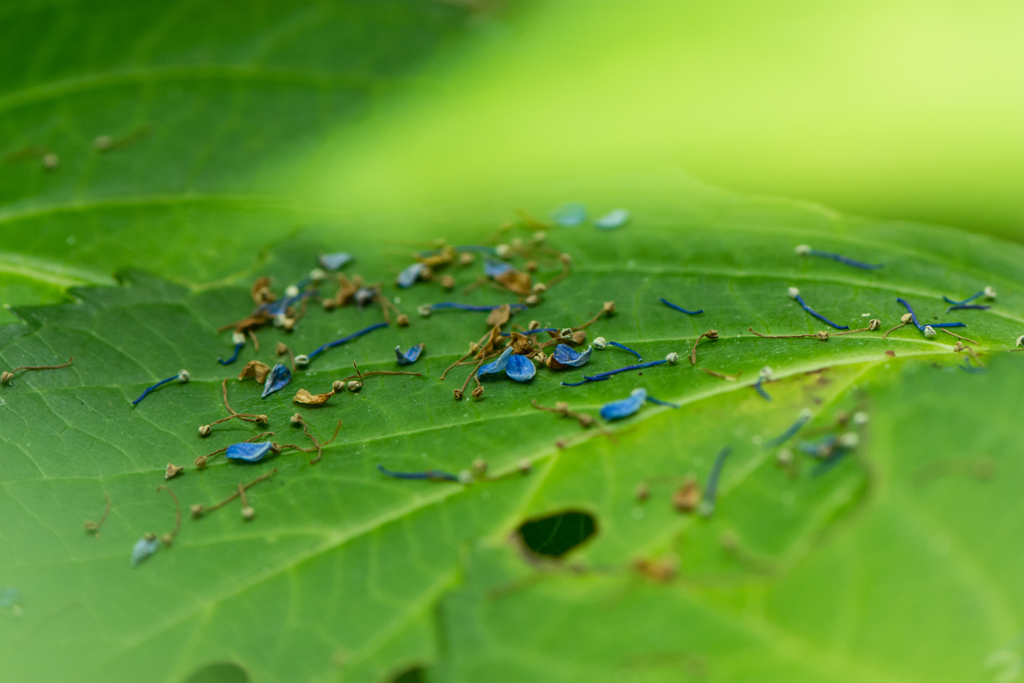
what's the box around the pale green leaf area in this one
[2,2,1024,683]
[435,355,1024,683]
[2,174,1024,682]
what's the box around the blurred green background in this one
[293,0,1024,239]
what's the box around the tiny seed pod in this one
[199,424,212,437]
[397,314,410,327]
[347,381,362,392]
[42,152,59,169]
[795,244,811,255]
[852,411,870,425]
[241,506,255,521]
[471,459,488,476]
[524,294,539,306]
[333,380,345,392]
[524,260,538,272]
[418,304,432,317]
[190,504,204,519]
[868,319,881,330]
[900,313,914,323]
[593,336,607,350]
[459,252,475,265]
[294,354,310,366]
[495,244,512,258]
[471,386,484,399]
[94,135,112,151]
[923,325,937,338]
[458,470,473,484]
[532,283,547,294]
[440,275,456,290]
[666,352,679,365]
[1017,335,1024,347]
[788,287,800,299]
[285,285,300,298]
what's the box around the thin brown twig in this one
[156,486,181,539]
[700,368,741,381]
[84,492,112,536]
[572,302,615,332]
[543,257,572,289]
[2,357,73,384]
[689,331,718,365]
[882,321,908,339]
[200,469,278,514]
[748,327,828,340]
[247,328,260,352]
[304,420,342,464]
[940,328,979,345]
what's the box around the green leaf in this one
[3,3,1024,683]
[2,174,1024,682]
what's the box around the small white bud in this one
[273,313,288,327]
[593,336,607,350]
[495,244,512,259]
[231,332,246,345]
[1017,335,1024,347]
[285,285,300,298]
[178,370,191,382]
[984,286,997,299]
[776,448,793,466]
[666,352,679,365]
[852,411,869,426]
[923,325,936,338]
[560,328,573,339]
[795,244,811,256]
[42,153,58,169]
[418,304,432,317]
[532,283,547,294]
[787,287,800,299]
[94,135,112,151]
[799,408,813,420]
[310,268,327,282]
[838,432,860,448]
[294,354,309,366]
[458,470,472,484]
[759,366,773,380]
[241,506,255,521]
[347,380,362,392]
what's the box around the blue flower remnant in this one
[798,432,859,478]
[483,258,514,278]
[896,298,966,332]
[477,347,536,382]
[319,252,354,271]
[763,408,813,448]
[594,209,630,229]
[378,463,464,483]
[561,353,679,387]
[594,337,641,361]
[551,202,587,227]
[422,302,527,317]
[788,287,849,330]
[795,244,883,270]
[262,363,292,398]
[753,366,773,401]
[944,286,995,307]
[600,388,679,421]
[131,370,190,407]
[131,534,160,567]
[397,262,426,288]
[226,442,275,463]
[396,344,425,366]
[218,332,246,365]
[660,298,703,315]
[550,343,592,368]
[698,447,732,517]
[298,322,389,365]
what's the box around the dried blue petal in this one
[594,209,630,229]
[397,262,425,288]
[552,344,592,367]
[484,258,514,278]
[262,363,291,398]
[226,442,274,463]
[131,536,160,567]
[477,347,513,377]
[354,287,377,308]
[600,388,647,421]
[551,202,587,227]
[396,343,424,366]
[505,354,536,382]
[0,587,21,608]
[319,252,353,271]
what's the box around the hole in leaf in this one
[181,662,249,683]
[389,666,427,683]
[516,510,597,559]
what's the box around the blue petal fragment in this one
[131,537,160,567]
[552,343,593,367]
[396,343,424,366]
[484,258,514,278]
[0,587,21,608]
[477,347,513,377]
[397,262,425,288]
[354,287,377,308]
[319,252,353,271]
[262,363,292,398]
[226,442,274,463]
[551,202,587,227]
[600,388,647,421]
[594,209,630,229]
[505,354,537,382]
